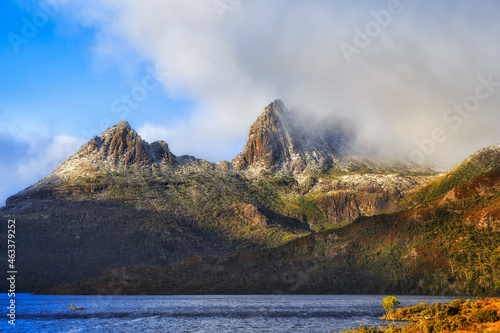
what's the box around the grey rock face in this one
[232,100,351,173]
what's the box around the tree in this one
[383,296,400,325]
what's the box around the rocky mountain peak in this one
[51,121,176,179]
[257,99,288,128]
[117,120,131,129]
[232,100,351,173]
[90,120,150,165]
[232,100,289,171]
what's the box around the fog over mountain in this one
[62,0,500,166]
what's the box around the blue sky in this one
[1,1,196,135]
[0,0,196,204]
[1,0,500,205]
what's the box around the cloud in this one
[0,130,85,206]
[16,134,85,180]
[61,0,500,167]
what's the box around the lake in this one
[1,294,471,332]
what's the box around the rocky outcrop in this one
[232,100,351,173]
[236,203,269,226]
[86,120,151,165]
[304,173,436,225]
[58,120,175,172]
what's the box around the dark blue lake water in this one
[1,294,470,332]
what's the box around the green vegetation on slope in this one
[44,169,500,296]
[2,157,434,293]
[60,166,312,247]
[408,145,500,207]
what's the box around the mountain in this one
[0,100,438,293]
[47,155,500,296]
[232,100,350,173]
[1,119,311,291]
[6,120,177,207]
[232,99,434,176]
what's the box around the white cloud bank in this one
[61,0,500,166]
[0,129,85,205]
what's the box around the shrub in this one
[469,308,500,323]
